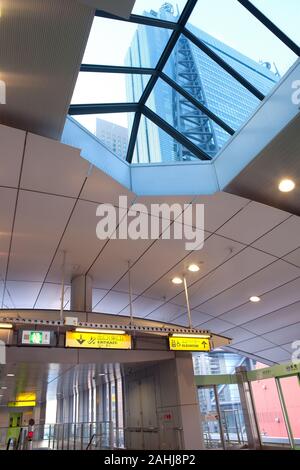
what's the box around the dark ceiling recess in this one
[225,113,300,217]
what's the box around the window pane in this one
[71,73,150,104]
[279,376,300,445]
[133,115,200,163]
[73,113,134,160]
[251,377,290,447]
[146,77,231,158]
[251,0,300,46]
[187,0,297,86]
[163,34,261,133]
[132,1,188,22]
[83,16,172,68]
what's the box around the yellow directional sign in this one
[65,331,132,350]
[169,336,210,352]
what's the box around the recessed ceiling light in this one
[0,323,13,329]
[1,386,7,390]
[278,179,295,193]
[250,296,261,303]
[98,373,106,376]
[188,263,200,272]
[75,328,125,334]
[172,277,183,285]
[6,374,14,377]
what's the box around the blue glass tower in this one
[126,3,279,163]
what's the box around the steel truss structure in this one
[69,0,300,163]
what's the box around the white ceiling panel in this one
[198,260,300,316]
[146,303,187,324]
[81,165,135,205]
[216,201,290,244]
[46,200,108,283]
[193,192,249,232]
[234,337,274,353]
[120,295,166,318]
[111,235,202,296]
[253,216,300,257]
[177,247,275,311]
[242,302,300,335]
[221,276,300,326]
[135,195,194,221]
[0,188,17,278]
[263,323,300,345]
[196,317,233,333]
[220,327,255,344]
[284,247,300,267]
[93,290,137,313]
[173,309,213,326]
[135,233,244,305]
[7,190,74,281]
[90,236,154,290]
[92,288,108,308]
[35,283,70,310]
[0,124,25,187]
[6,281,43,308]
[256,347,291,363]
[21,133,89,197]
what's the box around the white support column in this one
[70,274,93,312]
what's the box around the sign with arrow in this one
[65,331,132,350]
[168,336,210,352]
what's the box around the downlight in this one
[278,179,295,193]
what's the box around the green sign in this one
[29,331,43,344]
[21,330,51,345]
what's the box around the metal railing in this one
[0,421,114,451]
[1,422,183,450]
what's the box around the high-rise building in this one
[126,3,280,163]
[95,118,128,160]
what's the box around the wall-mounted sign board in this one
[169,336,210,352]
[21,330,52,346]
[65,331,132,350]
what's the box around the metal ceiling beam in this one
[80,64,156,75]
[95,10,177,30]
[238,0,300,57]
[142,105,212,161]
[183,28,265,101]
[126,111,141,163]
[69,103,138,115]
[160,71,235,136]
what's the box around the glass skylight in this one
[69,0,300,165]
[132,0,188,22]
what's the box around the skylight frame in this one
[69,0,300,165]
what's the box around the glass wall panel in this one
[73,112,134,160]
[146,78,231,158]
[217,383,248,448]
[163,35,261,133]
[187,0,297,88]
[132,1,188,22]
[198,386,223,449]
[251,377,290,446]
[279,375,300,446]
[251,0,300,46]
[133,115,200,163]
[72,73,150,104]
[83,17,172,68]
